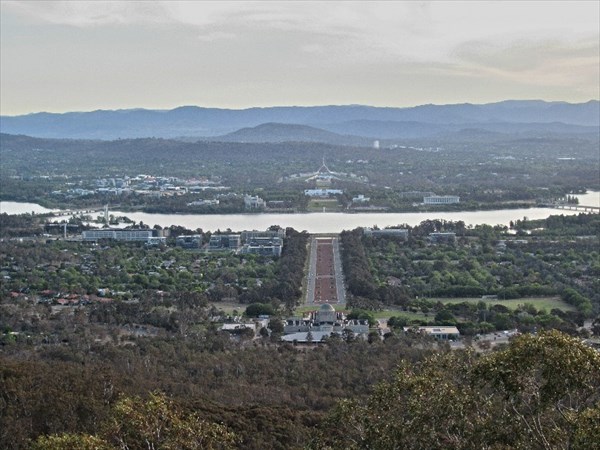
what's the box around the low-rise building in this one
[187,199,220,207]
[403,326,460,340]
[240,243,282,257]
[208,234,241,252]
[82,229,155,242]
[240,229,284,256]
[352,194,370,203]
[241,229,285,241]
[176,235,203,249]
[304,189,343,197]
[244,195,265,209]
[145,237,167,246]
[423,195,460,205]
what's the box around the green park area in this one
[306,198,342,212]
[436,296,576,312]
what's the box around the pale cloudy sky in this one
[1,1,598,115]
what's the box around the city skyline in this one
[1,1,599,115]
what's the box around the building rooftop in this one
[403,326,460,335]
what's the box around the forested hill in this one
[2,131,599,197]
[208,123,371,146]
[1,100,598,140]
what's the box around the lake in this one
[1,191,598,233]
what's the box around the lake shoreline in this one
[2,191,597,233]
[0,199,541,216]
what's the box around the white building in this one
[304,189,343,197]
[82,229,154,242]
[403,326,460,340]
[244,195,265,209]
[352,194,370,203]
[187,199,220,206]
[423,195,460,205]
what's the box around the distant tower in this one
[373,140,380,149]
[104,204,109,223]
[63,222,67,239]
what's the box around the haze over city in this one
[1,0,599,115]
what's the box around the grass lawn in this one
[307,199,342,212]
[295,296,574,321]
[374,309,429,321]
[433,296,575,312]
[208,301,247,314]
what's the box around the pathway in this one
[306,235,345,305]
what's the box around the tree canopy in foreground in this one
[315,331,600,450]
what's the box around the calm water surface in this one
[1,191,598,233]
[0,202,58,215]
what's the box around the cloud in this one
[2,0,598,113]
[453,37,599,88]
[2,1,172,26]
[197,31,236,42]
[4,1,598,63]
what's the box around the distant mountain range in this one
[1,100,598,142]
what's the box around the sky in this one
[1,1,599,115]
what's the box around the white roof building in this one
[423,195,460,205]
[403,326,460,340]
[304,189,343,197]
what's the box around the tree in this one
[109,392,237,449]
[434,308,456,324]
[316,351,483,449]
[30,392,238,450]
[315,331,600,450]
[244,303,274,317]
[268,318,284,334]
[387,315,408,329]
[473,330,600,449]
[341,329,355,343]
[306,330,313,343]
[346,309,376,327]
[30,434,112,450]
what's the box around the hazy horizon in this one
[2,98,599,118]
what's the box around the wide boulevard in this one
[305,235,346,306]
